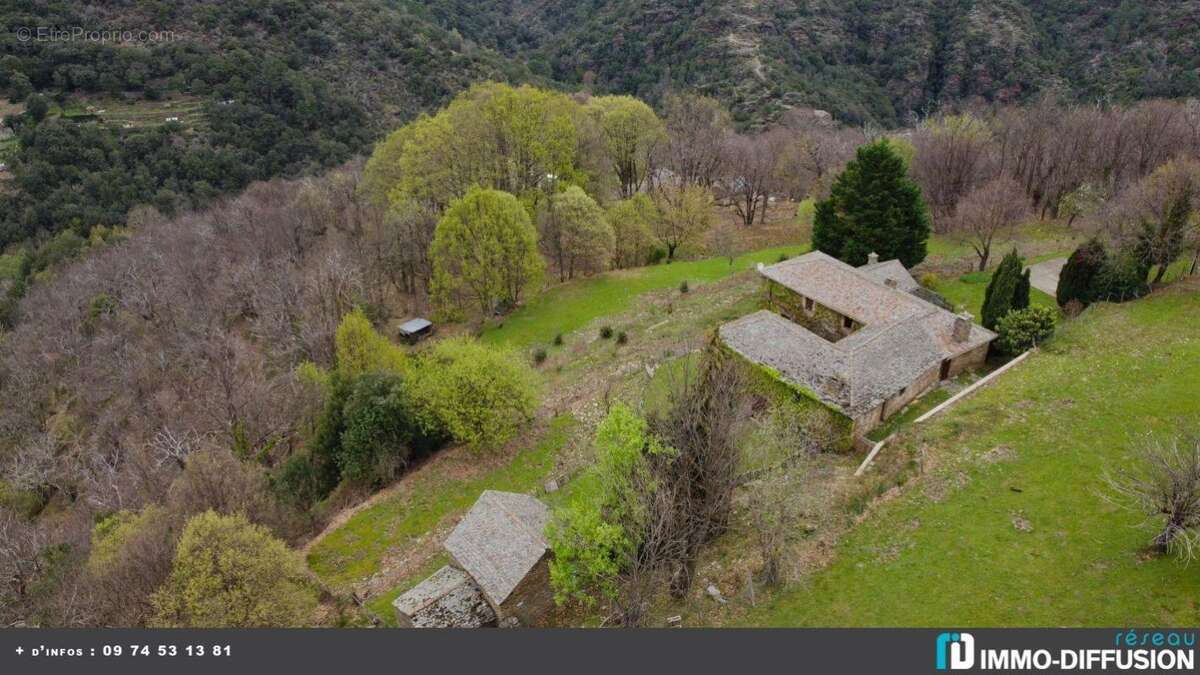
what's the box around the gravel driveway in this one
[1026,257,1066,297]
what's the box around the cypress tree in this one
[981,250,1023,330]
[1013,268,1031,311]
[812,139,931,267]
[1056,238,1106,307]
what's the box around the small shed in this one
[443,490,554,627]
[398,317,433,344]
[393,566,496,628]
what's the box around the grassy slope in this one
[307,416,576,592]
[482,244,806,348]
[742,282,1200,626]
[934,271,1058,318]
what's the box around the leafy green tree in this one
[607,194,659,269]
[981,249,1026,330]
[151,511,316,628]
[337,373,432,485]
[24,94,49,123]
[409,338,540,452]
[334,307,407,377]
[431,187,544,319]
[812,139,931,267]
[547,403,674,618]
[538,185,614,280]
[652,185,714,260]
[585,95,665,198]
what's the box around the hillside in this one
[0,0,531,246]
[738,279,1200,626]
[409,0,1200,126]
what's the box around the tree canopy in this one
[812,139,931,267]
[430,187,545,319]
[151,511,316,628]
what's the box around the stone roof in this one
[858,259,920,292]
[443,490,550,605]
[393,565,497,628]
[722,252,995,416]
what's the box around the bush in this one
[600,325,614,339]
[553,333,564,346]
[648,247,667,264]
[337,373,429,486]
[410,338,540,452]
[616,331,628,345]
[777,253,789,262]
[919,271,940,289]
[995,307,1057,355]
[679,280,689,294]
[151,511,317,628]
[533,347,548,364]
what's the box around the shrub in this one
[151,511,317,628]
[600,325,614,339]
[995,307,1057,354]
[410,338,540,452]
[648,247,667,264]
[679,280,689,294]
[553,333,564,346]
[616,331,628,345]
[919,271,940,289]
[337,373,429,486]
[533,347,548,364]
[777,253,789,262]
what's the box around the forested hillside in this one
[0,0,530,246]
[408,0,1200,126]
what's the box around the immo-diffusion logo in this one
[936,632,975,670]
[935,631,1195,671]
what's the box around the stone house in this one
[720,251,995,438]
[394,490,554,628]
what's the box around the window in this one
[804,297,814,312]
[842,316,854,330]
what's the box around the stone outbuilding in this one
[394,490,554,628]
[719,251,996,439]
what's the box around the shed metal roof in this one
[398,318,432,334]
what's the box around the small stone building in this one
[395,490,554,628]
[720,251,995,439]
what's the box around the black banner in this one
[0,628,1195,675]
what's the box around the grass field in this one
[306,415,577,593]
[933,270,1059,318]
[482,244,807,348]
[740,281,1200,626]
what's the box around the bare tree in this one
[656,93,733,189]
[952,176,1031,270]
[717,132,781,227]
[650,345,750,596]
[1107,432,1200,560]
[911,113,995,228]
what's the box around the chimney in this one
[884,278,897,289]
[952,313,973,343]
[867,252,879,266]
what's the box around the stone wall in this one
[946,342,989,379]
[721,343,857,452]
[496,553,554,627]
[765,281,858,342]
